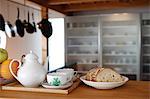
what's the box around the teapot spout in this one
[44,56,49,73]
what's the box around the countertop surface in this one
[0,81,150,99]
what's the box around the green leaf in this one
[52,78,61,86]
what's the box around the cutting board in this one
[1,79,81,94]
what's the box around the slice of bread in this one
[86,67,123,82]
[95,68,123,82]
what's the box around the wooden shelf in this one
[103,63,136,66]
[67,27,98,30]
[77,63,98,65]
[143,54,150,56]
[103,35,136,38]
[103,44,136,47]
[68,45,97,47]
[102,25,137,29]
[143,63,150,66]
[67,53,98,56]
[142,73,150,76]
[143,44,150,47]
[142,25,150,28]
[68,36,97,39]
[103,54,136,56]
[143,35,150,37]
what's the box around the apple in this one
[0,48,8,63]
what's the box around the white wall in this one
[48,9,65,18]
[0,0,43,63]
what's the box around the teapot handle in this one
[9,59,21,81]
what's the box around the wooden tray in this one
[1,79,80,94]
[0,78,15,86]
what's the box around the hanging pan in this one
[24,11,34,34]
[38,18,53,59]
[38,18,52,38]
[0,14,5,31]
[15,8,24,37]
[32,12,36,32]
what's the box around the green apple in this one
[0,48,8,63]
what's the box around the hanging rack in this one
[7,0,42,12]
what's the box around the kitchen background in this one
[0,0,149,81]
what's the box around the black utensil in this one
[25,11,34,33]
[38,18,53,38]
[15,8,24,37]
[7,21,15,37]
[38,18,53,71]
[0,14,5,31]
[32,13,36,32]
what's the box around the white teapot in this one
[9,51,48,87]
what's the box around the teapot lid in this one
[24,51,38,60]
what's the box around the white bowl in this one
[80,75,128,89]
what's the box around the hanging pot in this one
[0,14,5,31]
[15,8,24,37]
[38,18,52,38]
[25,11,34,34]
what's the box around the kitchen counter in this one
[0,81,149,99]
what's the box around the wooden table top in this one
[0,81,149,99]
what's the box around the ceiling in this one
[29,0,150,15]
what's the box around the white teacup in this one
[56,68,77,82]
[47,72,69,86]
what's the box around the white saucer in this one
[41,81,73,89]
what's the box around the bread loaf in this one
[86,67,123,82]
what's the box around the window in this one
[48,18,65,71]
